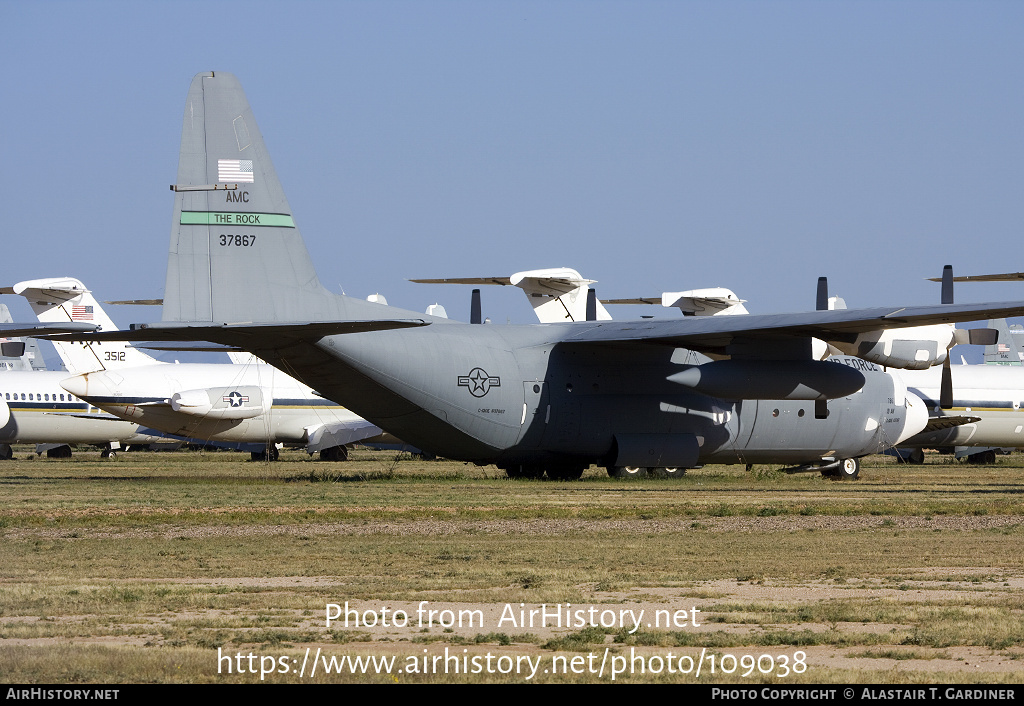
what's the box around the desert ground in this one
[1,447,1022,683]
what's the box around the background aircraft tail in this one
[984,318,1024,365]
[9,277,158,373]
[0,303,46,371]
[165,72,407,325]
[411,267,612,323]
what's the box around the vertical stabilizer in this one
[509,268,612,322]
[984,318,1024,365]
[10,277,158,374]
[0,303,43,371]
[165,72,372,324]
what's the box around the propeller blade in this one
[941,265,954,305]
[816,277,828,311]
[470,289,482,325]
[586,289,597,321]
[940,358,954,409]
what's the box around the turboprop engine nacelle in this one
[170,386,269,420]
[667,359,866,400]
[828,325,996,370]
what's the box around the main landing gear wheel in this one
[837,458,861,481]
[547,466,585,481]
[652,467,685,478]
[608,466,648,479]
[320,446,348,462]
[101,449,117,460]
[46,446,72,459]
[968,450,998,465]
[504,465,544,479]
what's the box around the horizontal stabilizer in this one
[605,287,749,316]
[410,277,512,286]
[306,420,384,453]
[603,297,662,305]
[928,272,1024,283]
[413,268,609,322]
[44,319,428,346]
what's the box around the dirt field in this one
[1,447,1022,683]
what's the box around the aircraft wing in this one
[0,322,98,336]
[44,319,428,346]
[46,411,141,421]
[562,301,1024,354]
[139,344,244,352]
[37,302,1024,358]
[919,415,982,433]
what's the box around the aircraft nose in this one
[895,390,929,445]
[60,373,97,400]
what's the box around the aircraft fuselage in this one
[253,322,923,471]
[0,371,150,446]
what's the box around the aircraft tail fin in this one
[9,277,158,373]
[0,303,45,371]
[509,268,612,323]
[410,268,612,323]
[983,318,1024,365]
[165,72,397,325]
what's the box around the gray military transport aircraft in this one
[64,71,1024,481]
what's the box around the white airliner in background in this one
[5,277,385,460]
[0,372,162,460]
[2,301,165,459]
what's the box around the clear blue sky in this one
[2,0,1023,348]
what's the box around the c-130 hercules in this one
[76,72,1024,480]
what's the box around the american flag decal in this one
[218,159,255,183]
[999,343,1011,352]
[71,305,93,321]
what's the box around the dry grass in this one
[2,447,1023,682]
